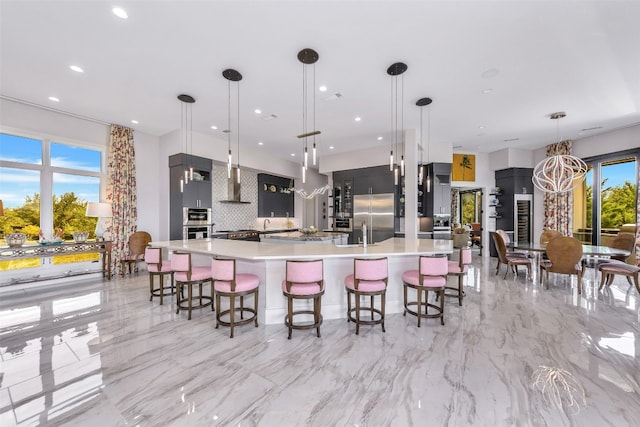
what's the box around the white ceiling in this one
[1,1,639,163]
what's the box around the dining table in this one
[508,242,631,285]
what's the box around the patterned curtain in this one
[106,125,137,276]
[542,140,573,235]
[451,189,459,227]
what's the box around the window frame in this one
[580,148,639,245]
[0,127,107,280]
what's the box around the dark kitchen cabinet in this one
[169,153,213,240]
[334,165,393,218]
[489,167,533,257]
[258,174,294,218]
[424,163,452,217]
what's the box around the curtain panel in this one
[106,125,137,275]
[542,140,573,235]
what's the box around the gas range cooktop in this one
[223,230,260,240]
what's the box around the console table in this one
[0,241,113,280]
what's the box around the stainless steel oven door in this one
[183,207,212,225]
[333,218,352,231]
[183,225,210,240]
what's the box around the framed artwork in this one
[452,154,476,181]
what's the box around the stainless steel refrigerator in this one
[352,193,395,244]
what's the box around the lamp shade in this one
[86,202,112,218]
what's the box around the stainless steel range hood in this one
[219,167,251,204]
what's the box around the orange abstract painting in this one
[452,154,476,181]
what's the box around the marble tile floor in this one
[0,256,639,426]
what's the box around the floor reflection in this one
[0,289,104,425]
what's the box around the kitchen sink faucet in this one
[263,218,271,230]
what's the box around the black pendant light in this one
[416,97,432,187]
[297,48,320,183]
[387,62,407,185]
[223,68,242,183]
[177,94,195,193]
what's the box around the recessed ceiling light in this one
[377,136,383,141]
[211,125,218,130]
[131,120,139,124]
[354,117,361,122]
[48,96,60,102]
[319,85,327,92]
[69,65,84,73]
[254,109,262,114]
[329,146,334,150]
[478,125,485,129]
[481,88,494,94]
[258,141,264,146]
[112,7,128,19]
[290,153,295,157]
[481,68,500,79]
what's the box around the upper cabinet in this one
[333,165,394,218]
[169,153,213,208]
[258,173,294,218]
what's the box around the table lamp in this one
[86,202,112,240]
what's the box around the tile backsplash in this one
[211,165,300,231]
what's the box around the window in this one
[0,132,105,274]
[573,150,638,245]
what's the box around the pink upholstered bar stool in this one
[282,259,324,339]
[446,247,472,306]
[402,255,448,326]
[145,247,175,305]
[172,252,214,320]
[211,258,259,338]
[344,257,388,335]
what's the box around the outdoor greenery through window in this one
[0,132,105,271]
[573,153,637,245]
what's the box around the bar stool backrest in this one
[419,255,448,277]
[211,258,237,290]
[354,258,388,281]
[172,252,192,280]
[286,259,323,284]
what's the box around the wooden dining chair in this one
[120,231,152,275]
[540,236,584,293]
[540,229,562,245]
[492,231,532,279]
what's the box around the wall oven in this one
[183,207,213,240]
[183,207,212,225]
[333,217,352,232]
[183,226,211,240]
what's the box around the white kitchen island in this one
[151,238,453,325]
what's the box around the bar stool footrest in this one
[216,307,257,328]
[347,307,384,325]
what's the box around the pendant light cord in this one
[237,80,240,168]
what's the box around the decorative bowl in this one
[72,231,90,243]
[5,232,27,247]
[301,227,318,235]
[39,239,63,246]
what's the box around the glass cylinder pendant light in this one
[222,68,243,182]
[416,97,433,187]
[387,62,407,181]
[177,94,195,193]
[297,48,320,184]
